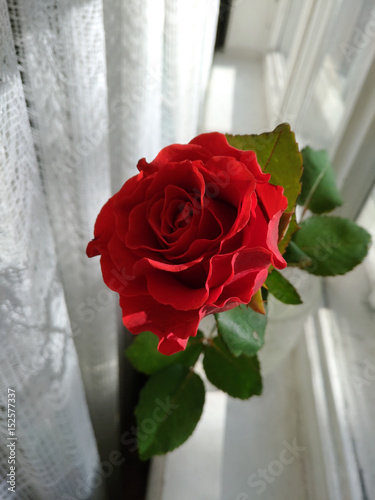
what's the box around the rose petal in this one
[211,267,269,310]
[86,196,116,257]
[189,132,270,182]
[255,182,288,220]
[120,295,201,351]
[143,143,212,170]
[147,271,208,311]
[92,231,146,296]
[115,170,150,212]
[255,183,288,269]
[158,334,189,355]
[204,197,237,239]
[266,209,287,269]
[134,254,204,274]
[100,251,147,296]
[145,160,205,199]
[126,201,160,251]
[200,156,256,234]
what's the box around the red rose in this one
[87,133,287,355]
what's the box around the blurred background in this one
[1,1,375,499]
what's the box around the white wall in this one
[225,0,277,56]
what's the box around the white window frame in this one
[265,0,337,127]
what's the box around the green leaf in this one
[226,123,303,212]
[203,337,262,399]
[286,215,371,276]
[135,365,205,460]
[126,330,204,375]
[265,269,302,305]
[284,241,313,268]
[298,147,343,213]
[215,304,267,357]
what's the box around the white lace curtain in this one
[0,1,219,498]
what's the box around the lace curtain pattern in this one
[0,0,219,498]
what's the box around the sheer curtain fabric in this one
[0,0,219,498]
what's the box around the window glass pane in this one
[268,0,310,102]
[297,0,375,152]
[274,0,307,69]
